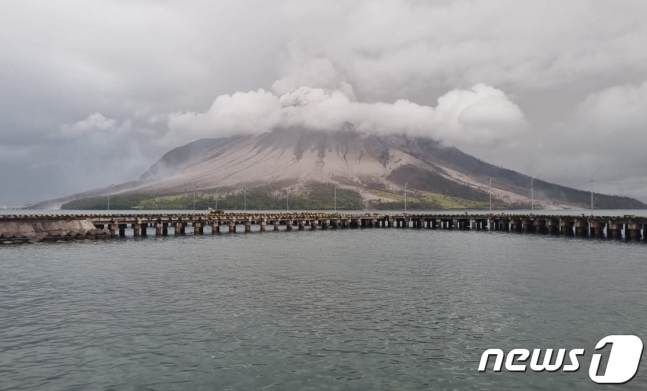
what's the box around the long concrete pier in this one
[1,212,646,244]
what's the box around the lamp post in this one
[404,181,409,212]
[590,167,603,216]
[531,177,535,212]
[334,186,337,212]
[107,184,114,211]
[489,178,493,212]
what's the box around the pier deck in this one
[1,212,645,244]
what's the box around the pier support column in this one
[181,223,187,235]
[545,220,558,235]
[628,223,642,240]
[404,218,410,228]
[332,219,339,229]
[574,219,588,237]
[522,220,533,233]
[229,221,236,233]
[162,223,168,236]
[119,224,126,237]
[108,223,117,238]
[608,222,623,239]
[286,220,293,231]
[559,220,574,236]
[156,223,163,236]
[311,220,317,230]
[298,220,305,230]
[194,222,203,235]
[134,223,141,237]
[174,222,182,236]
[388,218,393,228]
[212,221,220,234]
[260,219,266,232]
[245,219,251,233]
[274,220,280,231]
[589,220,604,238]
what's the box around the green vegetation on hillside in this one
[61,183,364,210]
[368,189,495,210]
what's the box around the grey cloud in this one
[1,0,646,205]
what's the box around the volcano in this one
[32,129,646,210]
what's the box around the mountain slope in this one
[35,128,645,210]
[122,129,642,209]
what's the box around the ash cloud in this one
[1,0,647,204]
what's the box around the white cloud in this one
[167,81,527,149]
[2,0,647,203]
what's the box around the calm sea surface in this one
[1,209,647,390]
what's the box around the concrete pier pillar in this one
[155,223,163,236]
[608,222,623,239]
[134,223,141,237]
[245,219,251,233]
[559,219,574,235]
[229,221,236,233]
[589,220,604,238]
[311,220,317,230]
[388,218,393,228]
[522,220,533,232]
[108,223,117,238]
[628,223,642,240]
[404,218,410,228]
[212,221,220,234]
[162,223,168,236]
[194,222,202,235]
[298,220,305,230]
[574,219,588,237]
[274,220,280,231]
[332,219,339,229]
[181,223,187,235]
[322,219,330,229]
[286,220,293,231]
[260,219,266,232]
[119,224,126,237]
[174,222,182,236]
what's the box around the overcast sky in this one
[1,0,647,205]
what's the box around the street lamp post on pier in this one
[107,184,114,211]
[590,167,603,216]
[531,177,535,212]
[404,182,409,212]
[489,178,493,212]
[334,186,337,212]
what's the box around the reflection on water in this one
[1,228,647,390]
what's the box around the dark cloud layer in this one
[1,0,646,205]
